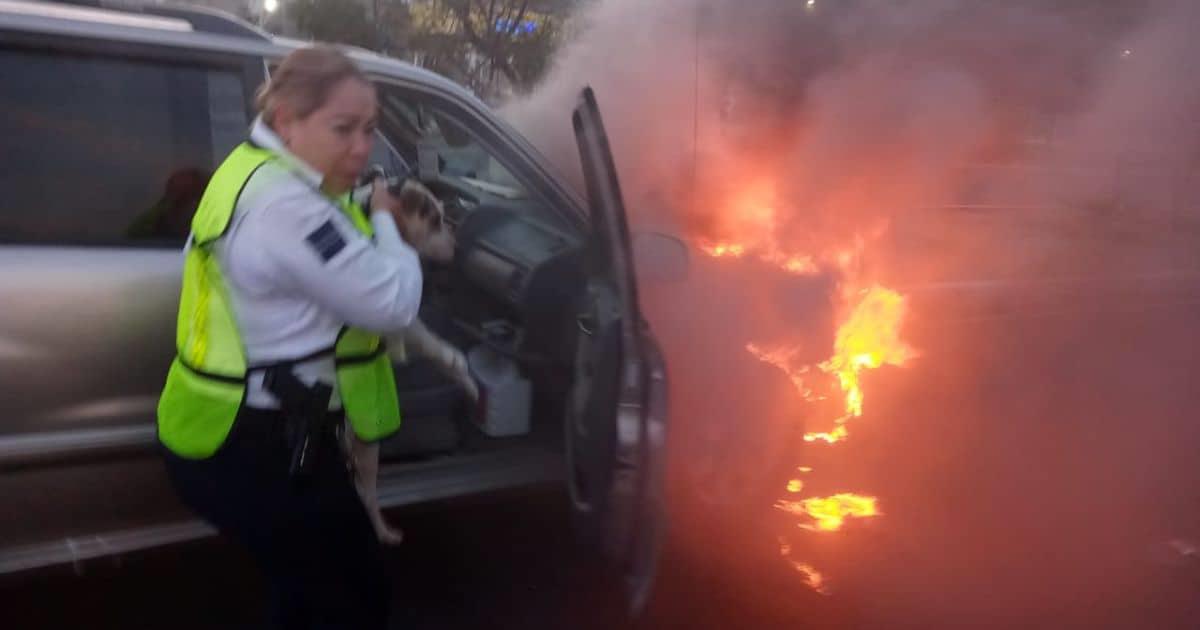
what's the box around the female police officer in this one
[156,47,419,629]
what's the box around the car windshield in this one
[377,88,527,201]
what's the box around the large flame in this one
[819,286,916,420]
[776,493,882,532]
[693,172,914,593]
[745,286,914,442]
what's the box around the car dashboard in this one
[420,181,587,367]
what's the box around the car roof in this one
[0,0,477,103]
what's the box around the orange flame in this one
[745,343,819,401]
[700,241,746,258]
[697,177,824,276]
[702,241,821,275]
[742,287,913,443]
[792,562,830,594]
[819,286,916,420]
[779,539,829,595]
[695,175,913,592]
[803,425,850,444]
[776,493,881,532]
[763,250,821,275]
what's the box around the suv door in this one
[0,31,262,571]
[566,87,669,615]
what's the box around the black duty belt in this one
[261,365,337,482]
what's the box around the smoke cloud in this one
[505,0,1199,275]
[501,1,1200,627]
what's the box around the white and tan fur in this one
[347,178,476,545]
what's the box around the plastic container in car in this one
[467,345,532,437]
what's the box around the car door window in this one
[0,46,250,247]
[367,130,412,180]
[373,84,571,229]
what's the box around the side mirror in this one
[632,232,690,283]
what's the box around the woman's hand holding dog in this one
[368,175,403,221]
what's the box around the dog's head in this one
[394,179,455,263]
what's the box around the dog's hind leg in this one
[347,427,405,546]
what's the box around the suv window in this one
[374,84,567,227]
[377,87,527,199]
[0,47,249,246]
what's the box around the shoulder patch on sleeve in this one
[305,219,347,262]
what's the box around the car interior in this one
[0,6,654,579]
[367,83,591,464]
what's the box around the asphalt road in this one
[0,485,842,630]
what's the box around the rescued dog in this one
[348,177,477,545]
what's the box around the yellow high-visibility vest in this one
[157,142,401,459]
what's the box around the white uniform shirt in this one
[214,117,423,409]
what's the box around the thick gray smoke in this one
[502,1,1200,628]
[505,0,1200,280]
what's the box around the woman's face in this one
[275,77,377,195]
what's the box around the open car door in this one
[566,87,669,615]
